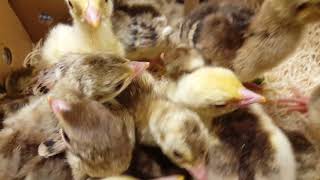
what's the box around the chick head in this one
[294,0,320,23]
[62,53,149,103]
[173,67,266,109]
[65,0,113,27]
[48,97,133,177]
[152,106,209,180]
[268,0,320,24]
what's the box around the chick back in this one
[179,2,254,66]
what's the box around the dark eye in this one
[173,150,183,159]
[115,81,124,91]
[214,104,227,108]
[67,0,73,8]
[296,3,309,12]
[191,125,199,134]
[61,130,70,144]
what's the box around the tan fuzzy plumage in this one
[0,53,137,179]
[208,0,265,12]
[112,0,173,61]
[50,97,135,179]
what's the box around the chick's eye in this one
[61,130,71,144]
[296,3,309,12]
[67,0,73,8]
[173,150,183,159]
[214,104,227,108]
[115,81,124,91]
[191,126,199,134]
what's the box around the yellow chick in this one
[116,72,210,180]
[126,144,192,179]
[41,0,125,67]
[163,66,266,125]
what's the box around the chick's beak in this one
[128,61,150,78]
[238,89,266,107]
[47,96,71,115]
[152,175,185,180]
[187,163,208,180]
[85,1,101,28]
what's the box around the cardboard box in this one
[0,1,32,85]
[0,0,71,86]
[9,0,70,42]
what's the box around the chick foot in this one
[276,88,309,114]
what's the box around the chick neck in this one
[48,77,84,104]
[72,15,124,56]
[115,72,159,145]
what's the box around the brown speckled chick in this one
[0,53,147,180]
[178,0,320,82]
[48,95,135,180]
[112,0,173,61]
[208,104,296,180]
[29,53,148,98]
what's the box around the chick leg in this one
[276,88,309,113]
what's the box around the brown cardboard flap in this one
[0,1,32,85]
[9,0,70,43]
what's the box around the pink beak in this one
[128,61,150,78]
[151,175,185,180]
[238,89,266,107]
[85,1,101,27]
[187,163,208,180]
[48,97,71,115]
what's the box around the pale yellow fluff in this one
[41,0,124,66]
[167,67,245,108]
